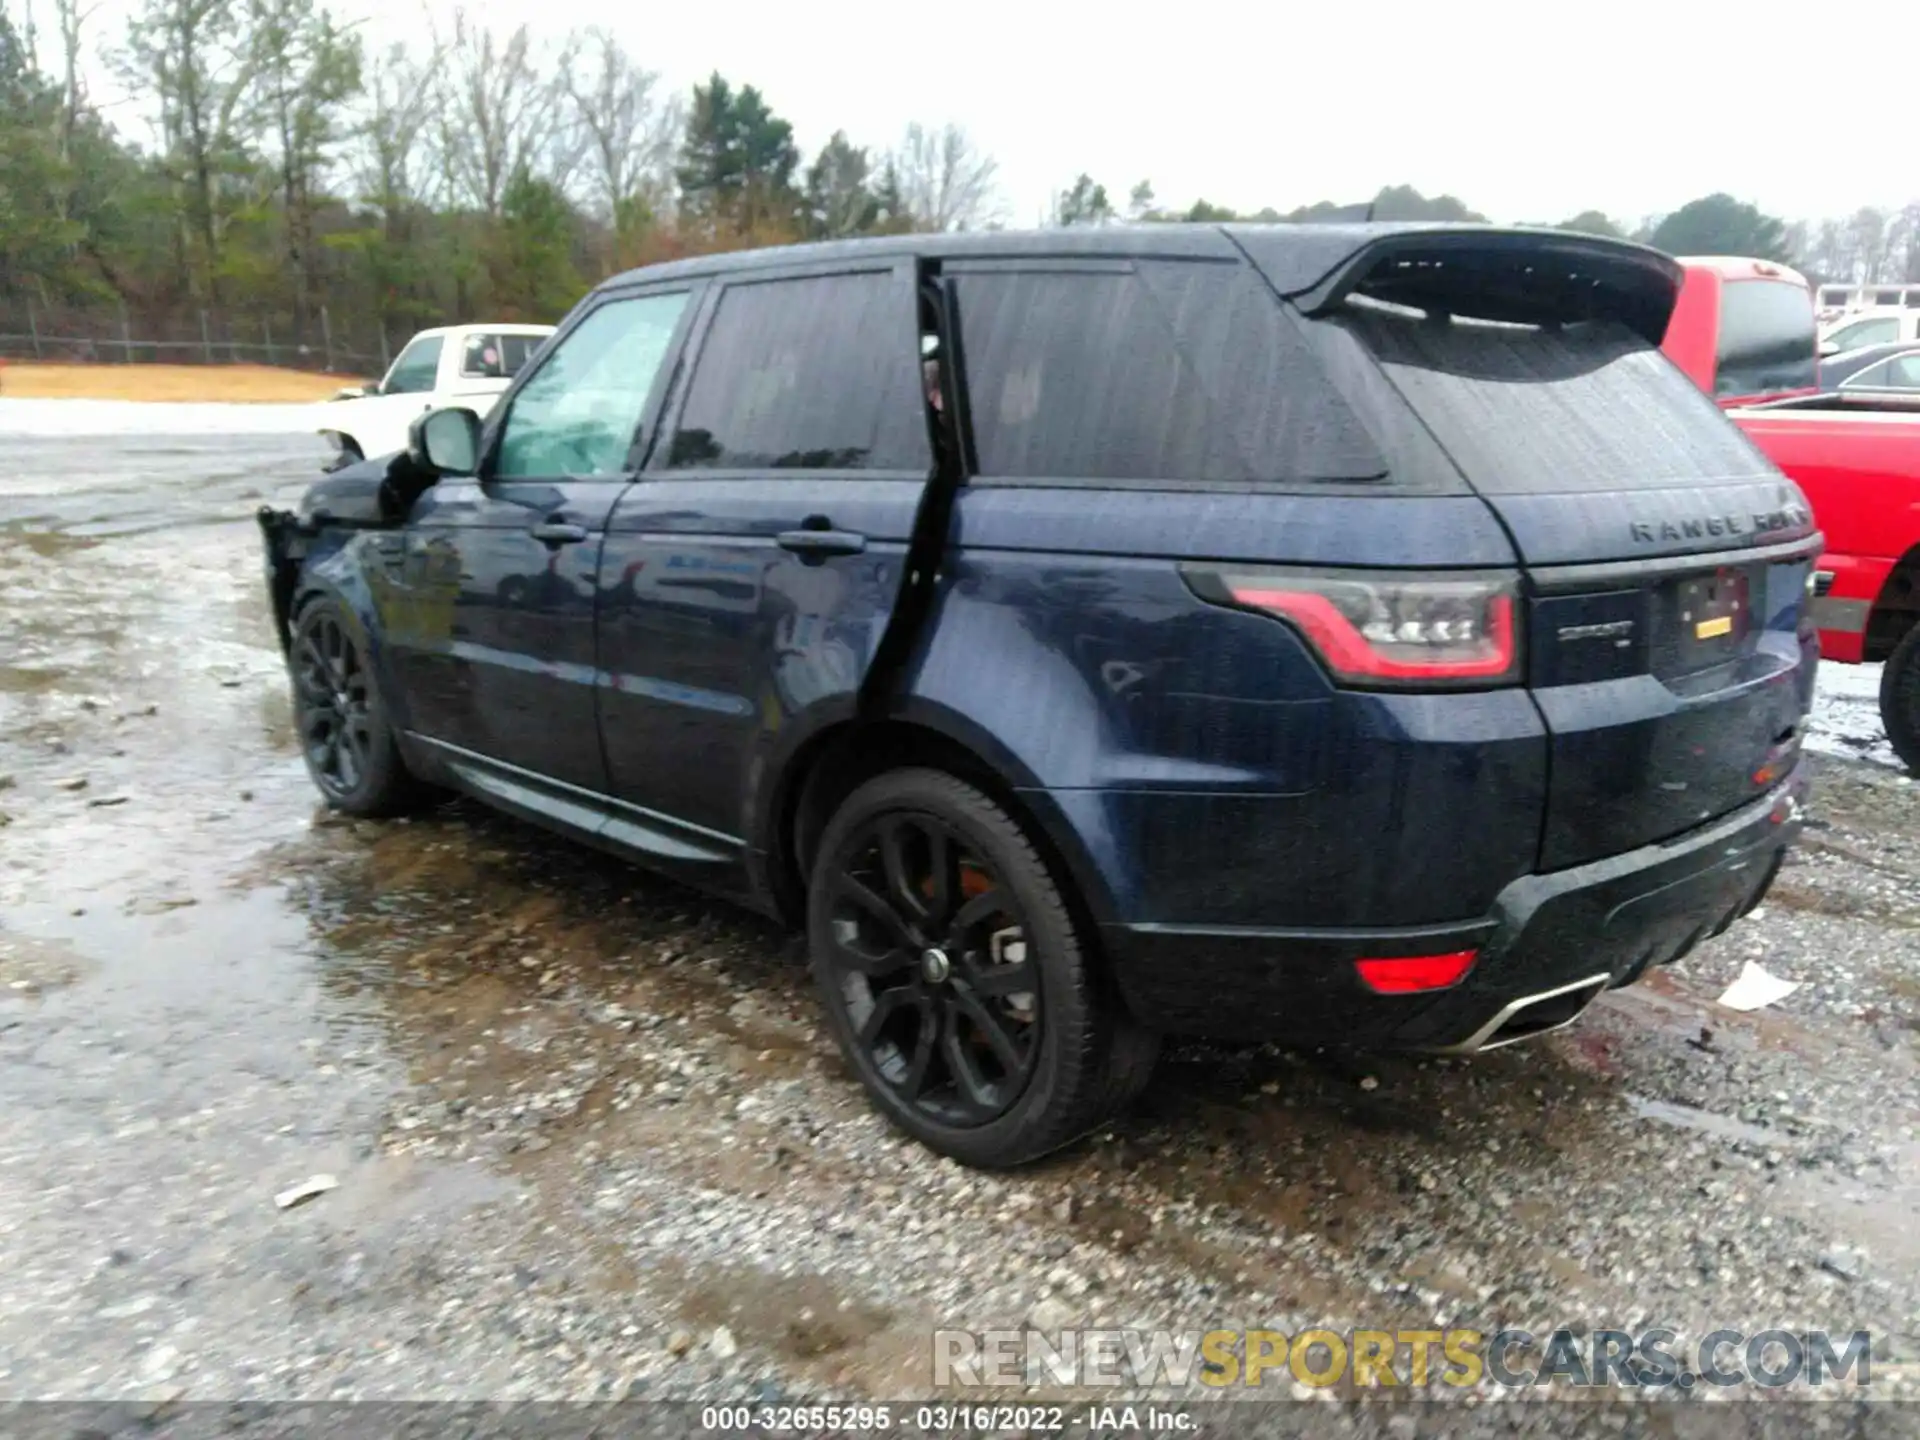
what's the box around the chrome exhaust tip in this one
[1434,971,1613,1055]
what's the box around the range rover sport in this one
[259,224,1818,1167]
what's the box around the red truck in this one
[1660,255,1920,770]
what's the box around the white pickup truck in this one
[315,322,555,467]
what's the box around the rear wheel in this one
[1882,624,1920,774]
[289,595,424,816]
[807,768,1155,1168]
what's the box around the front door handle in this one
[530,520,590,545]
[776,528,867,559]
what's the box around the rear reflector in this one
[1183,565,1522,690]
[1355,950,1478,994]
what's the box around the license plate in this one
[1679,570,1749,645]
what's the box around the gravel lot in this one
[1,420,1916,1432]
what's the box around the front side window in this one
[460,332,544,380]
[382,336,443,395]
[494,292,689,479]
[664,271,926,472]
[1826,316,1900,353]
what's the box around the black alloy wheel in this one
[294,605,375,800]
[288,595,423,816]
[807,768,1158,1168]
[823,810,1041,1126]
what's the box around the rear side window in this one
[950,261,1388,487]
[1343,307,1771,496]
[1716,281,1818,396]
[665,271,927,472]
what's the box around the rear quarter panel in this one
[899,487,1548,928]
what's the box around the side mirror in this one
[330,384,371,401]
[1818,340,1840,359]
[409,407,483,477]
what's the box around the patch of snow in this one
[1806,661,1900,770]
[0,397,322,437]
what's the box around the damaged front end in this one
[256,449,430,654]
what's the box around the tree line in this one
[1056,178,1920,288]
[4,0,1918,370]
[0,0,1000,358]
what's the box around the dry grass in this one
[0,362,370,403]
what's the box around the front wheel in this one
[289,595,425,816]
[806,767,1155,1168]
[1881,624,1920,774]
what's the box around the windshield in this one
[1716,280,1816,399]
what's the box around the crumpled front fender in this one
[256,506,312,656]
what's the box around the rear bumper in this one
[1101,767,1807,1049]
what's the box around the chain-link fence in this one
[0,299,388,377]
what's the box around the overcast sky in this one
[63,0,1915,228]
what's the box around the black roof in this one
[605,223,1665,292]
[601,223,1684,345]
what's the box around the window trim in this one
[644,258,929,480]
[478,283,705,483]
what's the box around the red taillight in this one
[1355,950,1478,994]
[1185,566,1522,689]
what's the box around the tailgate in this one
[1525,541,1818,866]
[1329,281,1821,869]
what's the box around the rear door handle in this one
[776,528,867,559]
[530,521,590,545]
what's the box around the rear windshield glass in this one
[461,332,544,380]
[1716,280,1817,397]
[1341,306,1772,496]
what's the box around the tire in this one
[807,767,1154,1168]
[288,594,424,816]
[1882,624,1920,775]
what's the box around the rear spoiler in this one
[1226,225,1685,347]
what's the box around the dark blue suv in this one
[260,224,1818,1167]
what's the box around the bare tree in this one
[121,0,256,300]
[1849,207,1890,284]
[435,11,565,217]
[1898,202,1920,283]
[52,0,94,154]
[246,0,360,341]
[351,40,437,217]
[561,27,676,222]
[891,121,1000,232]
